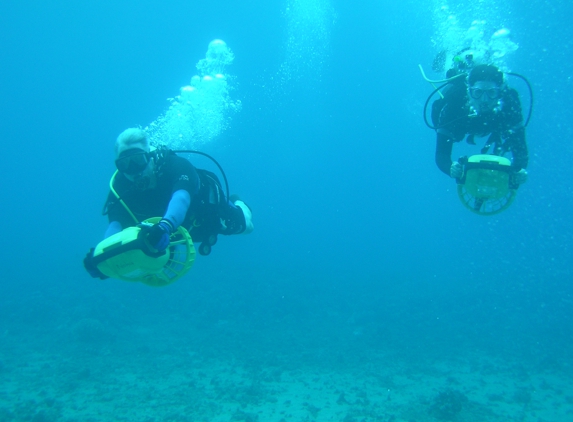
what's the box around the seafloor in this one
[1,311,571,422]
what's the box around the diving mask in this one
[115,149,150,176]
[469,87,501,100]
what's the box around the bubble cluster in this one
[277,0,336,87]
[146,40,242,150]
[431,1,518,74]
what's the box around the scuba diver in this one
[83,128,253,279]
[430,61,529,185]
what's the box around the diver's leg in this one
[224,195,253,235]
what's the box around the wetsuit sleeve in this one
[431,97,446,128]
[432,83,468,176]
[163,189,191,229]
[507,127,528,170]
[434,83,468,142]
[104,221,122,238]
[502,89,529,170]
[435,132,454,176]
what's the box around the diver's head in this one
[114,128,155,190]
[467,64,504,115]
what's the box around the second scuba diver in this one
[430,62,529,185]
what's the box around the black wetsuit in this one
[104,152,246,243]
[432,79,529,176]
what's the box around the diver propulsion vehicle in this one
[91,217,196,287]
[456,155,517,215]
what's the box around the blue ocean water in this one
[1,0,572,420]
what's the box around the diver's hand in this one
[511,169,528,185]
[83,248,109,280]
[450,162,463,179]
[147,219,173,252]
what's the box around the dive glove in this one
[83,248,109,280]
[511,169,528,185]
[450,162,464,179]
[146,219,173,252]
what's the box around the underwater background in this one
[1,0,572,420]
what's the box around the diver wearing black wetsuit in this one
[432,64,529,178]
[84,128,253,279]
[104,149,249,245]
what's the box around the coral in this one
[70,318,111,344]
[429,389,468,421]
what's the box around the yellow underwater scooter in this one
[89,170,196,286]
[91,217,196,287]
[86,168,197,286]
[456,154,518,216]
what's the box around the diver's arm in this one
[161,155,200,229]
[503,89,529,170]
[163,189,191,229]
[508,127,528,171]
[104,221,123,238]
[435,132,454,176]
